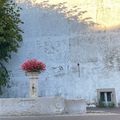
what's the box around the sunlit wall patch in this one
[16,0,120,30]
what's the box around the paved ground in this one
[1,108,120,120]
[87,107,120,114]
[1,114,120,120]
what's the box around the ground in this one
[1,114,120,120]
[87,107,120,114]
[1,108,120,120]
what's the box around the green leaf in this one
[0,0,23,95]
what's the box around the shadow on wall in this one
[34,0,95,24]
[18,0,97,35]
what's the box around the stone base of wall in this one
[65,99,86,114]
[0,97,86,116]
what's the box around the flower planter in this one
[21,59,46,98]
[26,72,39,98]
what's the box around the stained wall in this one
[2,0,120,105]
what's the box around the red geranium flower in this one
[21,59,46,73]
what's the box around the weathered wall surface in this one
[0,97,65,115]
[1,0,120,105]
[0,97,86,115]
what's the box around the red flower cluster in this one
[21,59,46,73]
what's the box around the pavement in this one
[1,114,120,120]
[1,108,120,120]
[87,107,120,114]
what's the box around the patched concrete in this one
[0,97,65,116]
[65,99,86,114]
[0,97,86,116]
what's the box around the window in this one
[107,92,112,102]
[97,88,116,107]
[100,92,112,103]
[100,92,105,102]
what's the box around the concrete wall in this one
[0,97,65,115]
[65,99,86,113]
[0,97,86,115]
[1,0,120,105]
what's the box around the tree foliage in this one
[0,0,23,94]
